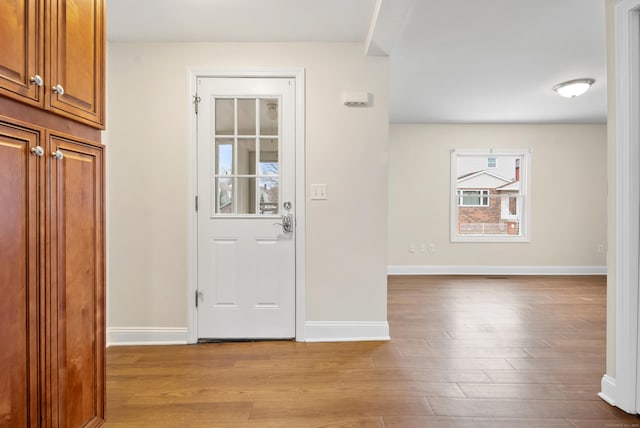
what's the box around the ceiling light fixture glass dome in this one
[553,78,595,98]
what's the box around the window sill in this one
[451,235,531,243]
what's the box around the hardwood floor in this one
[105,275,640,427]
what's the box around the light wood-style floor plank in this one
[105,275,640,427]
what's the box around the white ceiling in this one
[106,0,607,124]
[106,0,376,43]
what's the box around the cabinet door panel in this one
[0,0,43,105]
[49,134,104,427]
[0,121,41,428]
[48,0,104,128]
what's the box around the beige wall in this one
[389,124,607,268]
[106,43,389,329]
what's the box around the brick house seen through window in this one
[451,151,530,242]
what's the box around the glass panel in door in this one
[213,97,280,215]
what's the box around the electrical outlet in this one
[419,243,426,253]
[428,243,436,254]
[409,244,416,253]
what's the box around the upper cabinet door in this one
[0,0,44,106]
[47,0,105,128]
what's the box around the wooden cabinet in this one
[0,0,104,128]
[0,118,105,428]
[0,0,43,106]
[0,121,41,428]
[48,134,105,428]
[47,0,105,127]
[0,0,106,425]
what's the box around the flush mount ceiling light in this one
[553,78,595,98]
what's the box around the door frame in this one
[600,0,640,414]
[186,68,306,343]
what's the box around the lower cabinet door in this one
[48,132,104,427]
[0,120,41,428]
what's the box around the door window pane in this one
[215,177,233,214]
[237,138,256,174]
[215,139,233,175]
[237,99,256,135]
[236,177,256,214]
[259,138,279,175]
[215,99,234,135]
[259,178,279,214]
[260,99,278,136]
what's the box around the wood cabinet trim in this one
[0,99,101,144]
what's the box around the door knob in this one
[51,150,64,160]
[52,84,64,95]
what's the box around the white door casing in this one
[598,0,640,414]
[614,0,640,414]
[194,75,298,339]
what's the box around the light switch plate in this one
[310,184,327,200]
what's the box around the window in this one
[213,97,280,215]
[451,150,531,242]
[458,190,489,206]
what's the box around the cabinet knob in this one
[51,150,64,160]
[52,84,65,95]
[29,75,43,87]
[30,146,44,157]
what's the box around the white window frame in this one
[450,149,531,243]
[487,157,497,168]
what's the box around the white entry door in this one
[196,77,296,339]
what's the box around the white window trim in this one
[450,149,531,243]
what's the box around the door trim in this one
[599,0,640,414]
[186,68,306,343]
[614,0,640,413]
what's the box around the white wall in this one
[389,124,607,271]
[106,43,389,335]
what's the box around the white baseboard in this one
[599,375,617,406]
[303,321,390,342]
[107,323,390,346]
[387,265,607,276]
[107,327,188,347]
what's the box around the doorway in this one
[187,70,306,341]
